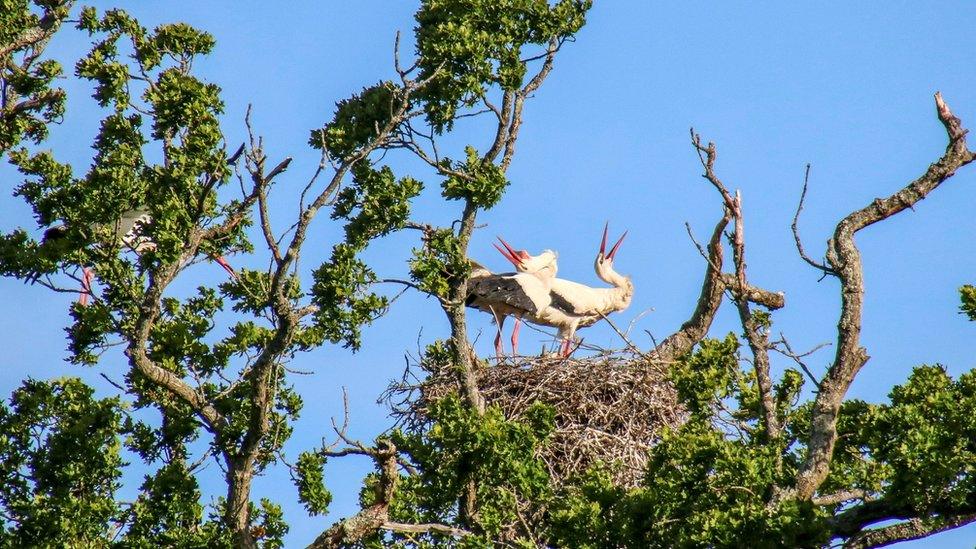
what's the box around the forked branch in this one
[795,92,976,500]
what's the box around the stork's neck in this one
[597,267,634,290]
[530,266,557,289]
[597,266,633,311]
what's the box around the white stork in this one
[466,242,558,357]
[44,208,237,305]
[496,224,633,356]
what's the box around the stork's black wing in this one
[548,289,581,315]
[466,274,539,314]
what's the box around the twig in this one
[792,163,835,276]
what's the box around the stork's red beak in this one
[495,236,529,267]
[600,222,627,261]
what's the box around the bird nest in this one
[387,351,686,488]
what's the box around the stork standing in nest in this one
[466,242,558,358]
[42,208,237,305]
[497,224,633,356]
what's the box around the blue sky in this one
[2,2,976,546]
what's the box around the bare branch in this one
[843,513,976,549]
[793,163,836,275]
[125,263,226,435]
[652,209,730,362]
[688,133,783,442]
[719,273,785,310]
[795,92,976,500]
[812,489,868,507]
[307,440,399,549]
[380,522,472,538]
[598,311,647,359]
[771,334,828,389]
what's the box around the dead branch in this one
[652,209,730,362]
[812,489,868,507]
[794,92,976,501]
[380,522,472,538]
[719,273,785,309]
[770,334,828,389]
[792,164,835,275]
[688,131,783,443]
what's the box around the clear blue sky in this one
[2,2,976,546]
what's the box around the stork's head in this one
[495,237,558,277]
[595,222,627,279]
[522,249,558,279]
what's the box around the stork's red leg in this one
[213,255,238,279]
[494,315,506,359]
[560,338,572,357]
[511,317,522,356]
[78,267,94,306]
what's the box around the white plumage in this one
[497,225,633,356]
[466,245,559,357]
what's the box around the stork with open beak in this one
[43,208,238,305]
[497,224,633,357]
[466,242,558,358]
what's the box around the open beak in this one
[495,236,528,268]
[600,222,628,261]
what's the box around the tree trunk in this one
[227,458,257,549]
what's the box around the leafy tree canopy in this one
[2,1,976,548]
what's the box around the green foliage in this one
[961,284,976,321]
[547,339,828,548]
[0,378,123,545]
[311,243,387,350]
[379,396,554,544]
[814,399,888,500]
[150,288,229,377]
[254,498,289,549]
[669,334,739,419]
[309,82,398,159]
[333,162,424,248]
[440,146,509,209]
[868,365,976,512]
[121,459,213,546]
[9,3,976,548]
[4,1,602,546]
[414,0,591,130]
[205,498,287,548]
[2,6,250,368]
[294,451,333,516]
[409,228,470,298]
[0,0,71,150]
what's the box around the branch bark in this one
[692,136,782,442]
[652,210,730,363]
[843,513,976,549]
[307,440,399,549]
[794,92,975,500]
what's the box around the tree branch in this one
[792,163,835,275]
[843,513,976,549]
[380,522,472,538]
[795,92,976,500]
[652,209,730,362]
[689,134,782,441]
[718,273,785,309]
[124,263,226,435]
[307,440,399,549]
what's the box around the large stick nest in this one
[388,352,686,488]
